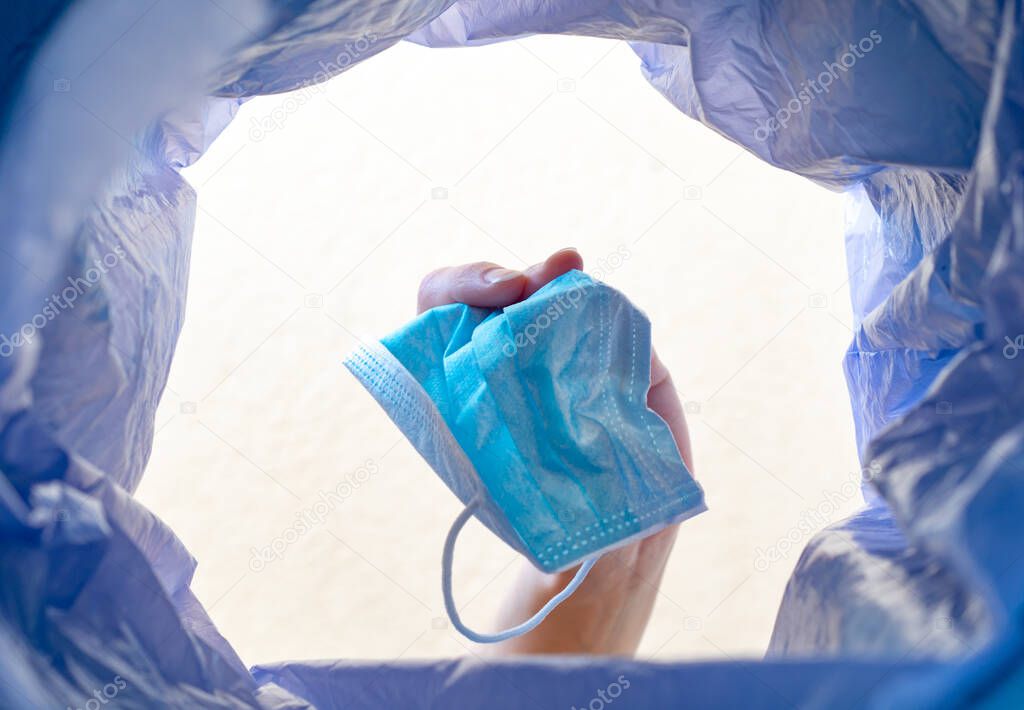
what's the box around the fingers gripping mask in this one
[345,270,705,642]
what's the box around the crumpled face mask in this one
[345,270,705,642]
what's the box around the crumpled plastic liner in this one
[1,0,1022,708]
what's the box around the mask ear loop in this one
[441,497,598,643]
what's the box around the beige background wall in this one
[135,35,863,668]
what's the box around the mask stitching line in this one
[538,488,706,564]
[599,292,663,501]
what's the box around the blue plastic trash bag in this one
[2,0,1024,708]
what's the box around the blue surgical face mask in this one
[345,270,705,642]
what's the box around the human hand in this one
[417,248,694,656]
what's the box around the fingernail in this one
[484,267,521,284]
[548,247,581,263]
